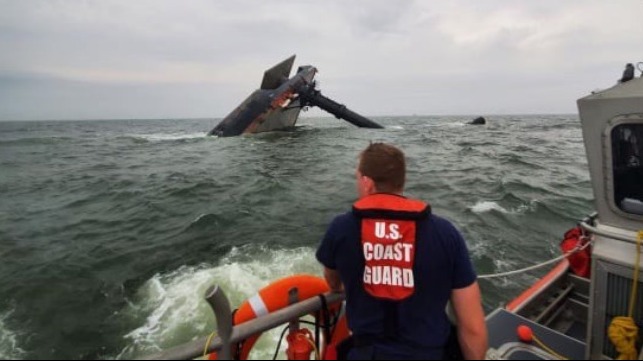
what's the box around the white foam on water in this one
[514,199,539,214]
[424,122,466,128]
[117,245,321,360]
[0,310,24,360]
[493,259,513,271]
[470,201,509,214]
[136,133,206,141]
[470,200,538,215]
[387,125,404,130]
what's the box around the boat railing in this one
[138,285,345,360]
[579,212,642,245]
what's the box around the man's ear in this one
[364,176,376,194]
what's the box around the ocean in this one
[0,115,593,359]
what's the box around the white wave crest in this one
[190,213,210,224]
[514,200,539,214]
[136,133,206,141]
[117,245,320,360]
[470,200,538,215]
[0,310,25,360]
[470,201,509,214]
[425,122,466,128]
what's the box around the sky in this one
[0,0,642,121]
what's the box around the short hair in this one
[358,143,406,193]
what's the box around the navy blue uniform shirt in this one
[316,210,476,358]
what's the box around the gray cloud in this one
[0,0,642,120]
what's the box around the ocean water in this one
[0,115,593,359]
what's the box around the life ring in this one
[209,274,334,360]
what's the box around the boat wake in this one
[117,245,320,360]
[0,310,24,360]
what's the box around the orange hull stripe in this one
[506,259,570,312]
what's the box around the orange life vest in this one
[353,194,430,301]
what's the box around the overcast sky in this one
[1,0,642,121]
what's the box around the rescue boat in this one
[141,69,643,360]
[484,72,643,360]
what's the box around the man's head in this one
[356,142,406,198]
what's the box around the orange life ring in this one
[209,274,334,360]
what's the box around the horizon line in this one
[0,112,578,122]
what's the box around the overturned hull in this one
[208,90,305,136]
[209,55,382,137]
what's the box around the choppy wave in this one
[0,310,24,359]
[470,201,509,214]
[0,115,594,359]
[424,122,466,127]
[469,200,538,215]
[117,246,320,360]
[133,133,207,142]
[0,136,74,146]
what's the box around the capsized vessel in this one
[208,55,383,137]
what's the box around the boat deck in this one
[486,309,586,360]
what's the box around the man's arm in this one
[450,281,488,360]
[323,267,344,293]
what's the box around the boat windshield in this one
[612,123,643,215]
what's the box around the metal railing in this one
[579,213,642,245]
[138,286,344,360]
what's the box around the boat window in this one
[611,124,643,215]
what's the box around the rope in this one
[608,230,642,360]
[203,331,217,358]
[532,334,568,360]
[478,236,592,280]
[609,318,639,360]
